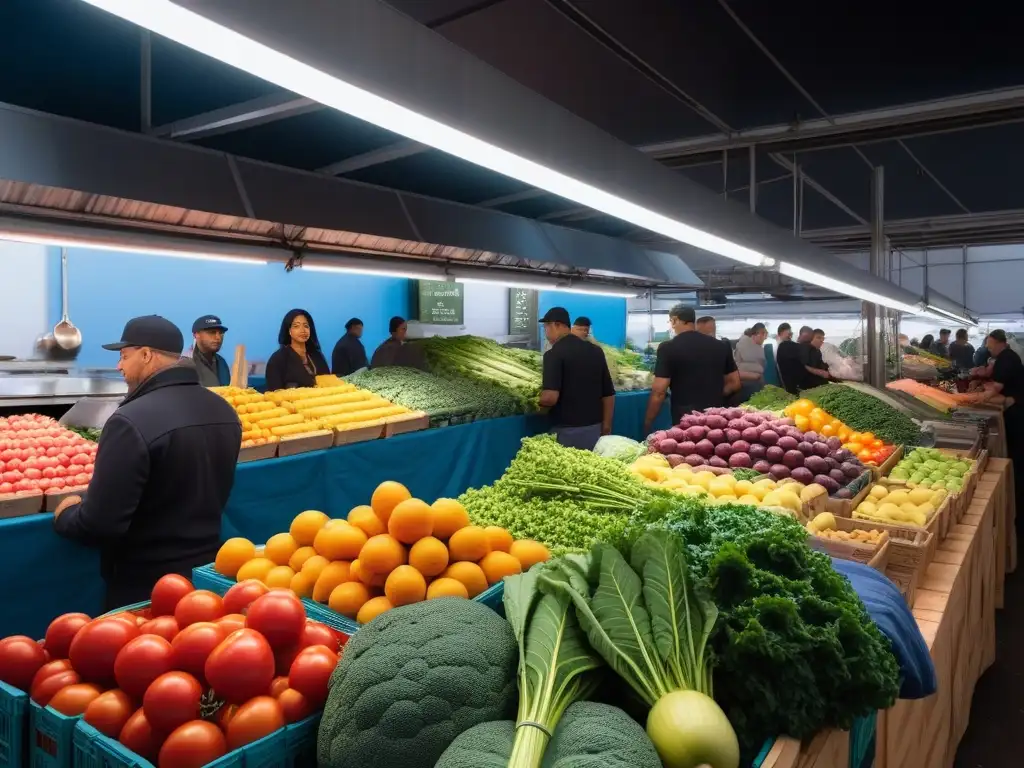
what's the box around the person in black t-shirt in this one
[801,329,831,388]
[776,323,808,394]
[644,305,740,431]
[982,329,1024,533]
[539,307,615,451]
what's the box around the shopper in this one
[734,322,768,400]
[371,316,427,370]
[931,329,951,358]
[948,329,976,371]
[265,309,330,390]
[539,307,615,450]
[331,317,369,377]
[802,328,831,388]
[644,304,739,432]
[981,330,1024,532]
[696,316,716,337]
[918,334,935,354]
[184,314,230,387]
[776,324,809,394]
[974,335,993,370]
[52,316,241,610]
[571,316,592,341]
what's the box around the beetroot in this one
[694,439,715,458]
[753,459,772,473]
[804,455,828,475]
[677,440,697,456]
[760,430,779,446]
[815,475,841,493]
[685,425,708,442]
[660,438,678,455]
[770,464,791,480]
[835,487,853,499]
[765,446,785,463]
[812,442,830,458]
[705,415,728,430]
[667,427,686,442]
[790,466,814,484]
[685,455,706,467]
[714,442,733,459]
[748,443,767,460]
[803,431,820,444]
[841,462,862,478]
[829,468,847,484]
[833,449,853,463]
[782,450,805,468]
[826,436,842,451]
[729,452,752,468]
[741,427,760,443]
[797,441,814,456]
[776,435,799,452]
[708,456,729,468]
[706,429,725,445]
[666,454,685,467]
[825,456,839,471]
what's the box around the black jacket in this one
[331,333,368,377]
[265,346,330,390]
[54,365,241,588]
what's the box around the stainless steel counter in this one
[0,375,127,407]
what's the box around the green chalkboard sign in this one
[508,287,538,335]
[415,280,464,325]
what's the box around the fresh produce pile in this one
[807,511,885,544]
[0,413,97,499]
[802,383,921,446]
[647,407,868,497]
[888,378,988,412]
[784,397,899,466]
[0,574,344,767]
[888,447,973,492]
[908,347,951,368]
[66,426,102,442]
[743,384,796,412]
[410,335,542,412]
[214,481,550,623]
[853,482,948,527]
[599,341,654,390]
[344,365,521,420]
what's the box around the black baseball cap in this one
[192,315,228,334]
[103,315,184,355]
[573,316,592,328]
[540,307,571,325]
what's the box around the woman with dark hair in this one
[264,309,330,391]
[918,334,934,353]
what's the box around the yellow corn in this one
[245,408,292,423]
[292,392,374,411]
[302,399,392,418]
[257,414,306,429]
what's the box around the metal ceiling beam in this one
[476,189,548,207]
[318,140,424,175]
[149,92,319,140]
[803,208,1024,251]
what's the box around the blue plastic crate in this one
[282,715,320,767]
[0,680,27,768]
[752,739,773,767]
[192,563,505,634]
[29,701,79,768]
[850,712,877,768]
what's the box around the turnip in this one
[714,442,733,459]
[667,427,686,442]
[728,452,751,468]
[723,428,741,443]
[776,435,799,452]
[685,454,706,467]
[770,464,790,479]
[653,430,669,443]
[782,450,804,468]
[708,456,728,468]
[815,474,841,493]
[803,431,820,444]
[826,436,842,451]
[804,455,828,475]
[765,445,785,463]
[760,429,780,446]
[748,443,767,460]
[706,429,725,445]
[694,439,715,458]
[686,425,708,442]
[679,416,697,429]
[660,438,679,455]
[727,419,747,431]
[741,427,760,443]
[797,441,814,456]
[790,466,814,484]
[705,415,728,430]
[812,442,830,458]
[677,440,697,456]
[753,459,771,473]
[829,468,847,485]
[841,462,862,478]
[731,439,750,455]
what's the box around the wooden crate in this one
[808,527,890,571]
[238,442,278,463]
[825,471,872,517]
[43,486,89,512]
[277,430,335,457]
[333,422,385,446]
[871,445,905,481]
[383,411,429,437]
[0,491,43,518]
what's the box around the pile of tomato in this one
[0,575,346,768]
[0,414,96,497]
[783,400,897,466]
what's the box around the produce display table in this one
[0,391,669,638]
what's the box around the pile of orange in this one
[783,398,892,464]
[214,480,550,624]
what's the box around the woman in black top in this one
[264,309,330,391]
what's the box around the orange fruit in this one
[431,498,470,539]
[236,557,276,583]
[387,499,434,544]
[323,519,348,530]
[426,578,470,600]
[370,482,411,525]
[288,546,318,572]
[509,540,551,570]
[359,534,407,574]
[356,596,394,624]
[290,570,317,599]
[264,533,300,566]
[483,527,514,553]
[384,566,427,607]
[312,561,353,603]
[265,565,295,589]
[448,526,490,563]
[408,537,449,578]
[215,538,256,578]
[300,555,330,582]
[314,522,368,561]
[442,562,488,598]
[290,510,330,546]
[348,505,386,537]
[351,560,387,588]
[479,551,522,585]
[328,581,371,618]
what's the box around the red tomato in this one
[119,708,163,762]
[142,671,202,733]
[268,675,290,698]
[138,616,180,643]
[216,703,238,730]
[169,623,226,685]
[245,592,305,650]
[84,689,135,738]
[69,618,141,685]
[44,613,92,659]
[30,659,74,692]
[158,721,227,768]
[173,591,225,628]
[273,644,303,678]
[217,614,246,634]
[150,575,194,618]
[299,622,342,653]
[49,683,104,715]
[205,629,275,705]
[31,669,81,706]
[222,580,269,615]
[114,635,174,699]
[0,635,49,691]
[277,688,313,724]
[288,645,338,706]
[225,696,285,750]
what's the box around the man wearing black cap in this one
[52,315,242,610]
[186,314,230,387]
[331,317,369,376]
[644,304,740,432]
[571,316,592,341]
[539,307,615,451]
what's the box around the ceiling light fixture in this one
[301,263,443,281]
[778,262,922,314]
[0,234,269,265]
[922,304,979,327]
[451,273,636,298]
[80,0,775,270]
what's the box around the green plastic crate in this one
[0,680,27,768]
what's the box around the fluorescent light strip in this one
[81,0,774,269]
[923,304,978,327]
[302,264,442,281]
[778,262,922,314]
[454,276,636,298]
[0,234,268,265]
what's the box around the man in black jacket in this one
[331,317,369,376]
[53,316,242,610]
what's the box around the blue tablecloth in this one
[0,391,667,638]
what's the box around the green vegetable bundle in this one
[802,383,921,445]
[742,385,796,412]
[599,342,654,391]
[345,366,521,420]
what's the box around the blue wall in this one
[538,291,627,348]
[46,249,628,367]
